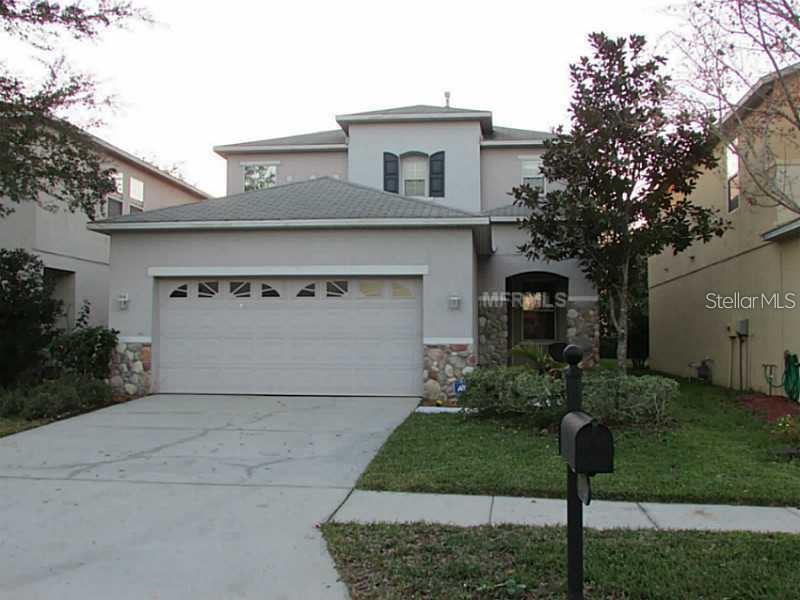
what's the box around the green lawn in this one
[357,380,800,505]
[0,417,46,438]
[323,523,800,599]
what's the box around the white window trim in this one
[147,265,430,277]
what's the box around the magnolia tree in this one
[0,0,146,219]
[670,0,800,214]
[514,33,729,370]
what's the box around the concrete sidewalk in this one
[331,490,800,533]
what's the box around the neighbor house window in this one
[244,164,277,191]
[521,291,556,341]
[727,140,740,212]
[111,172,124,195]
[129,206,142,215]
[107,198,122,218]
[130,177,144,205]
[402,155,427,197]
[521,160,545,193]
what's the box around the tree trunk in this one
[616,261,630,372]
[616,289,628,372]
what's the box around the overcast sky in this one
[9,0,682,197]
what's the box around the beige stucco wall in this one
[107,227,477,344]
[649,125,800,393]
[480,148,545,212]
[224,151,348,195]
[1,153,206,327]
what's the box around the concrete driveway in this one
[0,394,418,599]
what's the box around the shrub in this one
[49,302,118,379]
[459,366,677,429]
[459,367,565,427]
[0,249,63,387]
[772,415,800,446]
[5,375,113,421]
[583,370,678,428]
[0,389,24,418]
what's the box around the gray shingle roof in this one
[484,126,554,142]
[216,129,346,150]
[340,104,489,117]
[96,177,476,224]
[482,204,530,217]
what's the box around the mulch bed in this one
[739,393,800,422]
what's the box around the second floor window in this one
[111,172,124,195]
[244,164,277,191]
[403,155,427,197]
[384,151,445,197]
[726,140,739,212]
[107,198,122,218]
[130,177,145,205]
[521,160,545,193]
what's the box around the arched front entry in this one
[506,271,569,365]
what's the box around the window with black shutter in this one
[429,151,445,197]
[383,152,399,193]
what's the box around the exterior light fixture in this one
[117,293,129,310]
[448,294,461,311]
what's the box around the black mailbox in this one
[559,411,614,475]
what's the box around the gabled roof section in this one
[91,135,211,199]
[214,129,347,156]
[721,62,800,131]
[481,126,554,147]
[336,104,493,134]
[89,176,484,231]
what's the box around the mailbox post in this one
[560,345,614,600]
[563,345,584,600]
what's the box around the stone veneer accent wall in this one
[110,341,152,397]
[422,343,477,404]
[477,298,600,368]
[478,303,508,367]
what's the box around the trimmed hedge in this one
[0,375,113,421]
[458,366,677,428]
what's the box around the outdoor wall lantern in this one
[448,294,462,311]
[117,293,129,311]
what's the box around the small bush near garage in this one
[458,367,565,427]
[49,301,119,380]
[459,366,677,429]
[0,249,63,388]
[0,375,113,421]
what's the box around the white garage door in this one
[156,277,422,396]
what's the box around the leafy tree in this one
[0,0,146,219]
[670,0,800,214]
[0,248,63,387]
[514,33,728,370]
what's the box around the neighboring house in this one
[90,105,598,400]
[0,136,210,328]
[649,72,800,394]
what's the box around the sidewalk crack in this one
[636,502,660,529]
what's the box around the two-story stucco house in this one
[649,70,800,394]
[0,135,210,328]
[90,105,598,400]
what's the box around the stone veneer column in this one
[566,300,600,368]
[478,303,508,367]
[422,343,477,405]
[110,341,152,397]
